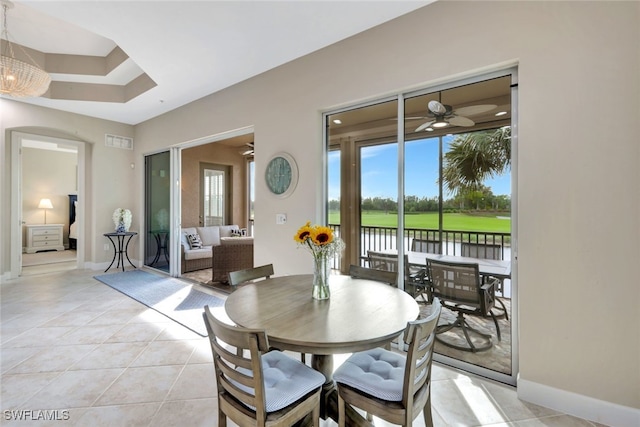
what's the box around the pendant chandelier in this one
[1,0,51,98]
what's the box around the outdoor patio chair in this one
[349,264,397,286]
[427,259,501,352]
[460,242,509,320]
[461,242,503,260]
[367,250,429,303]
[334,298,442,427]
[411,238,442,254]
[202,306,324,427]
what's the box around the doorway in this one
[10,132,85,278]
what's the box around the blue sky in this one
[328,135,511,201]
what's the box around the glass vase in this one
[312,256,330,300]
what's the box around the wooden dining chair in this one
[349,264,397,286]
[202,306,324,427]
[334,298,442,427]
[427,259,500,352]
[228,263,307,363]
[229,264,274,287]
[367,250,429,303]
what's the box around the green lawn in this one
[328,211,510,233]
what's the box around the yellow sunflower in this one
[294,221,313,243]
[311,226,334,245]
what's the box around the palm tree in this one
[442,127,511,196]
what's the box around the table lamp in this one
[38,198,53,224]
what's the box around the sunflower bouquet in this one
[294,221,345,300]
[294,221,345,260]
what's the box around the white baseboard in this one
[518,379,640,427]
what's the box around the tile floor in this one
[1,267,605,426]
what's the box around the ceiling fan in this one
[414,100,496,132]
[240,142,254,156]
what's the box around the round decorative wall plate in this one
[265,152,298,198]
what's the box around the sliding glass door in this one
[144,151,171,272]
[325,71,517,384]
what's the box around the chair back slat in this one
[402,298,441,405]
[411,238,442,254]
[349,264,397,286]
[229,264,274,287]
[367,250,402,272]
[428,259,483,307]
[203,306,269,420]
[461,242,503,260]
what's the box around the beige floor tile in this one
[87,308,149,326]
[40,310,106,327]
[1,372,62,409]
[187,339,213,364]
[2,326,77,348]
[104,322,167,343]
[165,363,217,401]
[56,324,125,345]
[71,402,161,427]
[6,344,97,374]
[154,322,203,340]
[512,414,604,426]
[94,365,183,406]
[0,346,44,374]
[23,368,124,409]
[129,340,197,367]
[150,398,218,427]
[70,342,149,370]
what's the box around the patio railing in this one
[329,224,511,268]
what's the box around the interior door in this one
[200,163,231,226]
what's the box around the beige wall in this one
[1,101,136,267]
[1,1,638,423]
[21,147,77,247]
[181,143,248,228]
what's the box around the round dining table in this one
[225,274,420,421]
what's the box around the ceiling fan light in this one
[495,111,507,116]
[432,119,448,128]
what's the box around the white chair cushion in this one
[236,350,324,412]
[333,347,405,402]
[183,246,212,260]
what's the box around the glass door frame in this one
[323,68,518,385]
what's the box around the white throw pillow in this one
[197,226,221,246]
[187,233,202,249]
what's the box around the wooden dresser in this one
[25,224,65,253]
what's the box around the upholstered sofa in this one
[212,237,254,283]
[180,225,244,273]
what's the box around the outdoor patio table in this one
[224,274,419,424]
[378,249,511,280]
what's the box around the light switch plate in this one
[276,213,287,225]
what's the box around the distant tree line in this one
[328,187,510,214]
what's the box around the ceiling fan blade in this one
[415,120,436,132]
[454,104,496,116]
[448,116,474,127]
[428,100,447,115]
